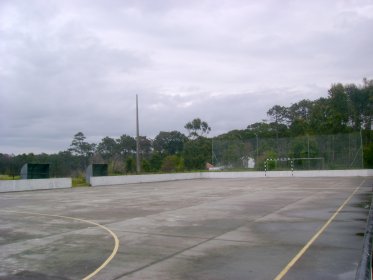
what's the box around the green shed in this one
[86,164,108,184]
[20,163,50,179]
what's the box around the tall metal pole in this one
[307,134,310,170]
[255,133,259,164]
[211,139,213,165]
[136,95,141,173]
[360,128,364,169]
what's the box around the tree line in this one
[1,78,372,177]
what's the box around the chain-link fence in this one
[212,132,363,171]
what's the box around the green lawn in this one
[0,175,20,180]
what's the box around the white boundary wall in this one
[0,178,72,193]
[0,170,371,191]
[91,173,203,186]
[283,169,373,177]
[206,169,373,178]
[90,169,373,186]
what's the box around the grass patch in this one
[72,177,89,187]
[0,175,20,180]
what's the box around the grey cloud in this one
[0,0,372,154]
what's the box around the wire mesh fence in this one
[212,132,363,171]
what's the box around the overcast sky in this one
[1,0,372,154]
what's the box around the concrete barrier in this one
[90,169,373,186]
[0,178,72,193]
[90,173,203,186]
[206,169,373,178]
[2,170,371,191]
[204,171,269,179]
[292,169,373,177]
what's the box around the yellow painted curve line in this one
[274,179,365,280]
[2,210,120,280]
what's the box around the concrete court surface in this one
[0,177,372,280]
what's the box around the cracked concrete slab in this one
[0,177,372,279]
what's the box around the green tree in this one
[161,155,184,172]
[267,105,289,139]
[221,141,246,168]
[153,131,187,155]
[328,83,349,133]
[139,136,152,159]
[97,137,118,160]
[288,100,313,136]
[68,132,96,169]
[309,98,331,134]
[149,152,164,172]
[356,78,373,131]
[362,78,373,131]
[68,132,96,158]
[247,122,276,138]
[364,142,373,168]
[183,137,211,170]
[345,84,365,130]
[55,150,80,177]
[142,159,151,172]
[117,135,136,158]
[184,118,211,139]
[125,157,135,174]
[267,105,288,126]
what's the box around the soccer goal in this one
[264,158,294,176]
[264,157,325,176]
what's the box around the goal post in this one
[264,157,325,176]
[212,132,362,171]
[264,158,294,176]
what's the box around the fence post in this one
[291,159,294,176]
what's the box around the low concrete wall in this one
[204,171,268,179]
[206,169,373,178]
[1,170,370,191]
[262,169,373,178]
[90,173,203,186]
[291,169,373,177]
[0,178,72,193]
[90,169,373,186]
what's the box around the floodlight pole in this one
[136,94,141,173]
